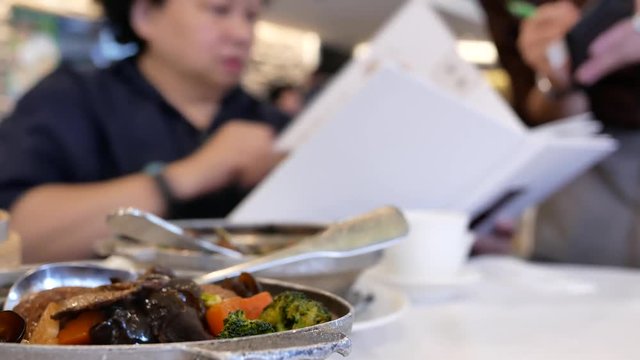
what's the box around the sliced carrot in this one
[241,291,273,320]
[206,297,243,336]
[205,292,273,336]
[57,311,105,345]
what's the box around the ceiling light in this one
[456,40,498,65]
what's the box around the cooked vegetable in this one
[218,311,275,339]
[89,306,153,345]
[11,272,333,345]
[53,284,141,320]
[205,291,273,336]
[29,303,61,345]
[57,311,105,345]
[14,287,88,340]
[221,272,263,297]
[91,286,212,345]
[201,293,222,307]
[259,291,332,331]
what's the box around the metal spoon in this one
[3,206,408,311]
[107,208,244,258]
[0,310,26,343]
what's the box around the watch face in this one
[143,161,167,176]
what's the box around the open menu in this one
[228,0,618,229]
[230,65,616,229]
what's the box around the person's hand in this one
[518,1,581,89]
[575,17,640,85]
[166,121,281,200]
[472,221,515,255]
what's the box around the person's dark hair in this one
[97,0,271,49]
[96,0,166,48]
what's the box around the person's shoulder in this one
[4,62,125,135]
[18,63,92,106]
[13,59,140,118]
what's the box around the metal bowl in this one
[97,220,383,297]
[0,278,353,360]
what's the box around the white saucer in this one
[369,266,481,287]
[365,266,482,302]
[351,280,409,333]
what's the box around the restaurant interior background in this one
[0,0,510,119]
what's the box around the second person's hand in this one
[517,1,581,89]
[576,16,640,85]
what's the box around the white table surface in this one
[332,256,640,360]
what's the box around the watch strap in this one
[143,162,179,217]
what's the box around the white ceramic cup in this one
[378,209,472,284]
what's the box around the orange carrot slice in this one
[57,311,105,345]
[205,292,273,336]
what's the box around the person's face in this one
[134,0,262,90]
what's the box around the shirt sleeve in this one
[258,101,291,133]
[478,0,536,124]
[0,65,98,209]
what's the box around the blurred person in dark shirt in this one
[0,0,289,262]
[479,0,640,266]
[268,83,305,117]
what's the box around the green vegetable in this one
[219,311,276,339]
[259,291,332,331]
[201,293,222,307]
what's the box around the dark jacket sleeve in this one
[478,0,536,124]
[0,65,98,209]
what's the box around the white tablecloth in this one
[332,256,640,360]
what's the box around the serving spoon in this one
[107,208,244,258]
[3,206,408,311]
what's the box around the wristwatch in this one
[143,161,180,216]
[535,74,573,101]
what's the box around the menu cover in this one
[229,65,617,228]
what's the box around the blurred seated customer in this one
[268,83,304,117]
[479,0,640,266]
[0,0,288,263]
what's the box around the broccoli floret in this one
[259,291,332,331]
[218,311,276,339]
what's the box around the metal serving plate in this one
[98,220,383,297]
[0,278,353,360]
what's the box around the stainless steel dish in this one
[0,278,353,360]
[8,206,408,310]
[99,222,382,297]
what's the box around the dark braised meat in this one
[52,283,141,320]
[51,272,171,320]
[14,287,88,340]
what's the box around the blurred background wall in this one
[0,0,510,119]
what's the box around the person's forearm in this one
[525,87,589,126]
[9,121,277,263]
[10,174,165,263]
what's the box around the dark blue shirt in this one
[0,58,289,218]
